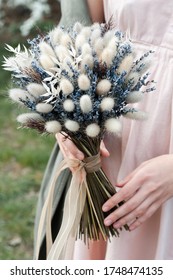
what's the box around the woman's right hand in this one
[56,133,84,161]
[56,132,110,168]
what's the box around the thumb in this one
[100,140,110,157]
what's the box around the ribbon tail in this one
[35,160,69,259]
[47,171,87,260]
[63,181,87,260]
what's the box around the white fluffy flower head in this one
[105,118,122,136]
[65,120,80,132]
[96,79,111,95]
[45,120,62,134]
[78,74,90,91]
[60,79,74,95]
[80,95,92,113]
[86,123,100,138]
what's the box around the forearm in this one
[87,0,105,23]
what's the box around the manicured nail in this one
[102,205,109,212]
[104,219,112,226]
[113,222,120,229]
[129,225,135,231]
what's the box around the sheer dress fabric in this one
[73,0,173,260]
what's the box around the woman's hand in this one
[56,133,84,161]
[56,133,110,170]
[102,154,173,231]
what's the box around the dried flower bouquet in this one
[3,22,155,259]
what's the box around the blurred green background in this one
[0,1,61,259]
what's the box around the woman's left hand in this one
[102,154,173,231]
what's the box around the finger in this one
[117,170,137,187]
[113,187,160,229]
[56,133,84,160]
[116,162,146,187]
[100,140,110,157]
[104,187,147,226]
[55,132,67,142]
[102,180,140,213]
[129,195,165,231]
[114,192,162,230]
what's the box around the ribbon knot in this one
[66,153,101,173]
[83,153,101,173]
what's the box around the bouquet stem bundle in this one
[71,135,128,242]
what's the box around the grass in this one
[0,24,56,259]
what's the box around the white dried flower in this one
[55,45,68,62]
[80,95,92,113]
[80,26,91,38]
[91,23,101,30]
[123,109,148,120]
[103,30,115,45]
[3,49,33,72]
[17,113,44,124]
[90,28,101,45]
[26,83,46,98]
[78,74,90,91]
[9,88,28,103]
[126,91,143,103]
[138,57,151,74]
[94,38,104,56]
[63,99,75,112]
[75,34,87,50]
[60,34,72,48]
[105,118,122,136]
[86,123,100,138]
[61,56,74,75]
[39,54,54,71]
[101,48,115,67]
[45,120,62,134]
[39,41,55,57]
[62,56,73,65]
[36,103,53,113]
[96,79,111,95]
[126,72,140,87]
[73,22,83,33]
[49,27,64,46]
[118,54,134,74]
[81,54,94,71]
[65,120,79,132]
[81,43,92,56]
[100,97,115,111]
[60,79,74,95]
[107,37,118,53]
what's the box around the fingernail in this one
[129,225,135,231]
[102,205,109,212]
[113,222,120,229]
[104,219,112,226]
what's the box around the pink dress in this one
[74,0,173,259]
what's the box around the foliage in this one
[0,0,60,37]
[0,24,55,260]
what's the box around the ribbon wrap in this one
[36,153,101,260]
